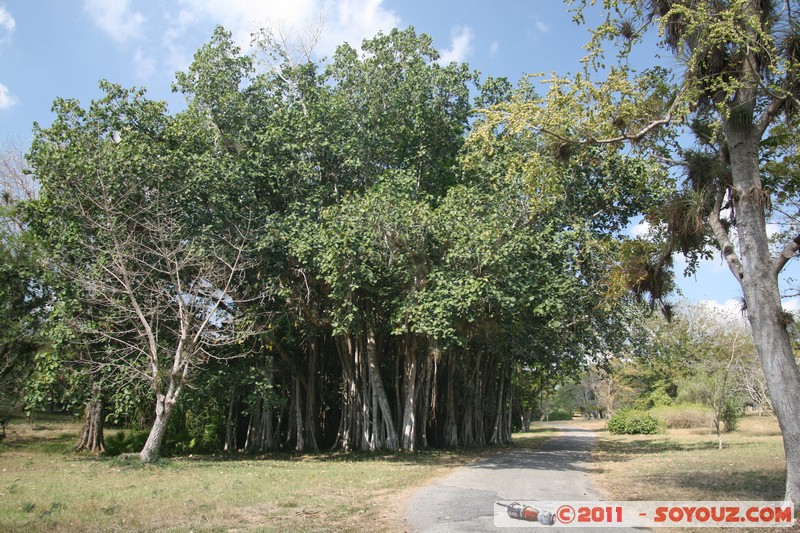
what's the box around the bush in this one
[607,409,661,435]
[720,398,743,432]
[546,409,574,421]
[104,430,149,456]
[649,404,712,429]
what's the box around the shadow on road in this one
[470,426,595,474]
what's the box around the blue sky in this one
[0,0,797,310]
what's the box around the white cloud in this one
[767,223,783,237]
[489,41,499,57]
[533,15,549,34]
[697,298,746,321]
[84,0,146,43]
[134,49,156,79]
[0,82,17,109]
[439,25,474,64]
[319,0,401,53]
[162,9,199,73]
[178,0,316,47]
[629,220,651,238]
[784,298,800,313]
[168,0,399,62]
[0,6,15,35]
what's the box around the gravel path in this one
[404,424,645,532]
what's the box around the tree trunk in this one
[245,397,273,452]
[444,356,458,447]
[333,334,367,452]
[366,328,398,451]
[726,127,800,506]
[400,337,418,451]
[490,366,505,445]
[75,389,104,453]
[224,386,237,452]
[472,353,486,446]
[419,351,435,449]
[506,367,514,441]
[357,336,371,450]
[292,377,305,452]
[245,354,278,452]
[304,342,319,452]
[139,387,178,463]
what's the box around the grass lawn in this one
[584,414,787,532]
[0,414,554,532]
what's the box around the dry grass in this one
[0,414,553,532]
[587,414,787,532]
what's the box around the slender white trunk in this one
[401,344,417,451]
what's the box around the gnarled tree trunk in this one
[366,328,398,451]
[139,379,180,463]
[75,388,104,453]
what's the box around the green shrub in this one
[104,430,148,456]
[649,403,712,429]
[607,409,661,435]
[546,409,574,421]
[647,384,676,408]
[720,398,743,432]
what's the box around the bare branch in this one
[756,94,788,139]
[708,185,745,282]
[0,139,37,203]
[773,234,800,276]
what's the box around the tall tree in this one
[28,83,265,462]
[0,141,44,416]
[475,0,800,505]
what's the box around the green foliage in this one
[327,27,477,195]
[104,430,149,456]
[0,192,49,412]
[607,409,662,435]
[19,21,656,454]
[646,382,677,408]
[720,398,743,433]
[163,403,226,455]
[546,409,574,421]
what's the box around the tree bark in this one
[304,342,320,452]
[139,387,177,463]
[224,386,237,452]
[444,356,458,448]
[400,336,418,451]
[245,396,276,452]
[725,125,800,506]
[333,334,367,452]
[292,376,305,452]
[490,365,505,445]
[357,336,371,450]
[75,389,104,453]
[366,328,398,451]
[419,351,435,449]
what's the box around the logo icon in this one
[496,502,556,525]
